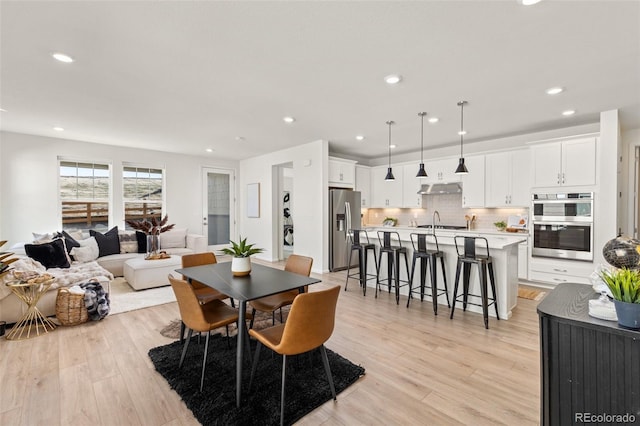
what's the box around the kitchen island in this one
[360,226,528,319]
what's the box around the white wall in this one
[239,140,329,272]
[0,131,239,246]
[623,128,640,236]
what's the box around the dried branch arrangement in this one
[126,215,175,235]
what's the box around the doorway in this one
[202,167,236,251]
[275,163,294,260]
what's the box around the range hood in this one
[417,182,462,195]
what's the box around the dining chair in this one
[168,275,245,392]
[248,254,313,328]
[248,285,340,426]
[181,252,235,306]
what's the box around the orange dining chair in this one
[248,285,340,426]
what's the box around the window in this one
[123,165,164,228]
[59,161,110,231]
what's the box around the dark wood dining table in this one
[175,261,321,407]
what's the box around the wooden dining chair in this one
[168,275,242,392]
[248,254,313,328]
[248,285,340,426]
[181,252,234,306]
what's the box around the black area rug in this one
[149,334,365,425]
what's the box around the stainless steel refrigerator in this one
[329,189,361,271]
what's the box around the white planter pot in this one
[231,257,251,277]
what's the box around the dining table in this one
[175,261,321,407]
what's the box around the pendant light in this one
[416,112,428,178]
[454,100,469,175]
[384,120,395,181]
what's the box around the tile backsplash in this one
[363,193,528,230]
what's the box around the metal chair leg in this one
[179,328,193,368]
[450,261,462,319]
[440,256,451,307]
[488,262,500,320]
[249,341,263,392]
[320,344,337,400]
[200,331,211,392]
[280,354,288,426]
[249,308,257,329]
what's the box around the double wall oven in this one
[532,192,593,261]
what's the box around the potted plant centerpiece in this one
[222,237,264,277]
[599,267,640,329]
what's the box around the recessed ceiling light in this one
[562,110,576,116]
[52,52,74,63]
[546,87,564,95]
[384,74,402,85]
[428,117,439,124]
[389,144,397,149]
[283,116,295,124]
[521,0,542,5]
[458,130,467,136]
[205,148,214,153]
[53,126,64,131]
[235,136,245,141]
[356,135,365,141]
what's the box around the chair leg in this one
[179,328,194,368]
[420,257,427,301]
[387,252,393,294]
[375,251,383,298]
[180,321,185,344]
[272,311,275,325]
[320,345,337,400]
[450,261,462,320]
[280,354,288,426]
[362,249,368,296]
[440,256,451,307]
[407,255,417,308]
[279,308,284,323]
[243,321,253,364]
[488,262,500,320]
[249,341,262,392]
[462,263,471,311]
[225,325,231,348]
[394,252,400,304]
[200,331,211,392]
[479,263,489,329]
[429,255,438,315]
[344,248,354,291]
[230,298,236,308]
[249,308,257,329]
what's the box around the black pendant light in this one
[454,100,469,175]
[384,120,395,181]
[416,112,428,178]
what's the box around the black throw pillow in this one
[57,230,81,259]
[90,226,121,257]
[136,231,147,253]
[25,238,71,269]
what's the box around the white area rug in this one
[109,277,176,315]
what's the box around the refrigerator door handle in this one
[345,201,351,241]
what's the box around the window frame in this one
[122,162,166,229]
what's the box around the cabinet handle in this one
[553,278,567,282]
[553,268,568,273]
[339,172,343,181]
[562,173,565,184]
[557,173,561,184]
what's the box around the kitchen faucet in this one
[432,210,441,230]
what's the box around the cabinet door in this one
[355,165,371,208]
[562,138,596,186]
[328,159,355,187]
[509,149,531,206]
[370,166,403,207]
[485,152,511,207]
[532,143,562,187]
[402,163,426,208]
[460,155,485,207]
[439,157,462,183]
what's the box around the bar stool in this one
[344,229,378,296]
[450,236,500,329]
[376,231,410,304]
[406,233,450,314]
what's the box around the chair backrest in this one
[168,274,208,331]
[181,252,217,289]
[453,236,490,258]
[348,229,370,246]
[276,285,340,355]
[284,254,313,276]
[377,231,402,248]
[410,232,440,253]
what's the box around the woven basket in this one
[56,288,88,326]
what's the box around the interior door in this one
[202,168,236,251]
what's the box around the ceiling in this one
[1,1,639,162]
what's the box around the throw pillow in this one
[90,226,120,257]
[32,232,53,243]
[57,230,81,259]
[24,238,71,269]
[118,230,138,254]
[71,237,99,262]
[136,231,147,253]
[160,228,187,249]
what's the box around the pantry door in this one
[202,168,236,251]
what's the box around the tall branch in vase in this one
[126,215,175,259]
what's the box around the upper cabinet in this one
[485,149,531,207]
[370,165,403,208]
[422,157,461,184]
[328,157,356,188]
[402,163,427,208]
[355,165,371,208]
[460,155,485,208]
[531,138,596,188]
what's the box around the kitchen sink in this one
[417,224,467,230]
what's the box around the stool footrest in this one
[453,293,497,308]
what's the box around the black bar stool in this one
[344,229,378,296]
[450,236,499,329]
[406,233,450,314]
[375,231,410,304]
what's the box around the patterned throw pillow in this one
[118,230,139,253]
[71,237,100,263]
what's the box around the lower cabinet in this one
[529,259,592,285]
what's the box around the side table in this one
[6,280,57,340]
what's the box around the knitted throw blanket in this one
[80,280,110,320]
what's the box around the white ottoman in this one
[123,256,182,290]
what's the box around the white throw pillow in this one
[71,237,99,262]
[160,228,187,249]
[32,232,53,243]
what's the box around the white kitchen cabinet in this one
[531,138,596,188]
[528,258,593,285]
[485,149,530,207]
[401,163,427,208]
[518,240,528,280]
[460,155,485,208]
[355,165,371,208]
[422,157,461,184]
[371,165,403,207]
[328,157,356,188]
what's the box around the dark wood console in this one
[537,283,639,426]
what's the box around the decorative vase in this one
[613,299,640,330]
[231,257,251,277]
[146,234,160,259]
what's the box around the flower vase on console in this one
[126,214,175,261]
[146,233,160,260]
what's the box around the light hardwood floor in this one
[0,261,541,425]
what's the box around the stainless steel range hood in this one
[417,182,462,195]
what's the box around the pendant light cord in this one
[388,122,392,165]
[459,101,464,157]
[420,113,424,163]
